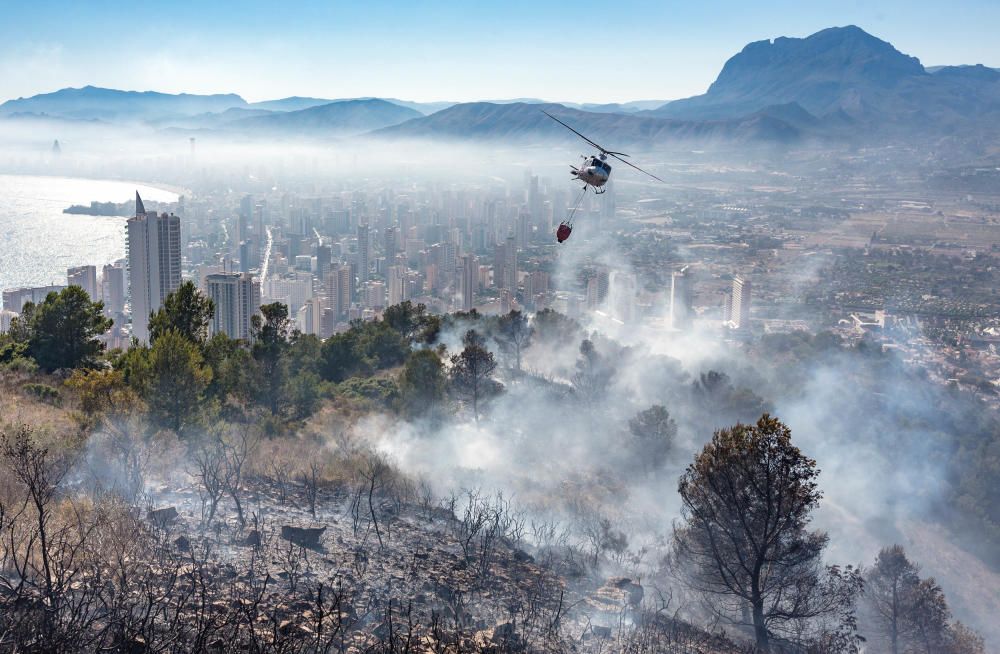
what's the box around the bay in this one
[0,174,179,308]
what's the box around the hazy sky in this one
[1,0,998,104]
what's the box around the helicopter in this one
[542,110,664,243]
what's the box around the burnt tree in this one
[674,414,861,652]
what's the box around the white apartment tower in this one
[127,192,181,344]
[387,265,407,307]
[730,275,752,331]
[669,266,694,330]
[205,272,261,341]
[101,263,126,317]
[67,265,98,300]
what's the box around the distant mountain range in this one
[228,99,423,136]
[2,26,998,145]
[371,101,800,145]
[247,96,455,115]
[0,86,245,122]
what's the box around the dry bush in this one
[0,370,81,438]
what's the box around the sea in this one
[0,174,179,309]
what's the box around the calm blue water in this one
[0,175,178,308]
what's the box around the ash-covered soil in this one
[129,473,742,653]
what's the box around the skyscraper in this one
[357,224,370,284]
[528,174,541,231]
[669,266,694,330]
[499,288,512,315]
[366,281,386,309]
[315,245,332,280]
[296,296,324,337]
[101,263,126,318]
[493,240,507,290]
[460,254,477,311]
[387,265,407,307]
[253,202,266,239]
[608,271,637,323]
[128,192,181,344]
[205,272,260,341]
[383,226,398,257]
[586,269,610,311]
[505,235,517,291]
[67,265,98,300]
[730,275,752,331]
[237,195,252,248]
[325,264,353,321]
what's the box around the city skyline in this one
[2,0,999,104]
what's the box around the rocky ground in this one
[134,471,745,653]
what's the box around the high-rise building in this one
[528,174,542,230]
[324,269,341,320]
[325,264,353,320]
[101,263,126,317]
[265,273,312,316]
[586,269,610,311]
[253,202,266,239]
[236,195,252,249]
[516,211,531,248]
[383,226,398,257]
[67,265,98,300]
[669,266,694,330]
[366,281,386,310]
[387,265,407,307]
[525,271,549,299]
[2,285,66,312]
[315,245,332,280]
[128,192,181,343]
[493,236,518,291]
[505,235,517,291]
[0,309,17,333]
[205,272,260,341]
[357,224,370,283]
[296,297,324,337]
[460,254,477,311]
[499,288,513,315]
[730,275,752,330]
[609,271,637,323]
[492,240,506,290]
[425,264,439,293]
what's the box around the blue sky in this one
[1,0,997,103]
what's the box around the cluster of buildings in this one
[193,176,579,339]
[1,171,757,350]
[1,193,261,348]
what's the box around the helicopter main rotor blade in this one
[542,110,609,154]
[607,152,665,183]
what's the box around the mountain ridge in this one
[0,85,247,122]
[3,26,999,143]
[645,25,1000,133]
[369,101,801,146]
[228,98,423,136]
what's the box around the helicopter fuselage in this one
[573,155,611,189]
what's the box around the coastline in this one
[0,174,183,297]
[0,171,190,199]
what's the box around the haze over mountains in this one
[648,25,1000,131]
[2,25,998,145]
